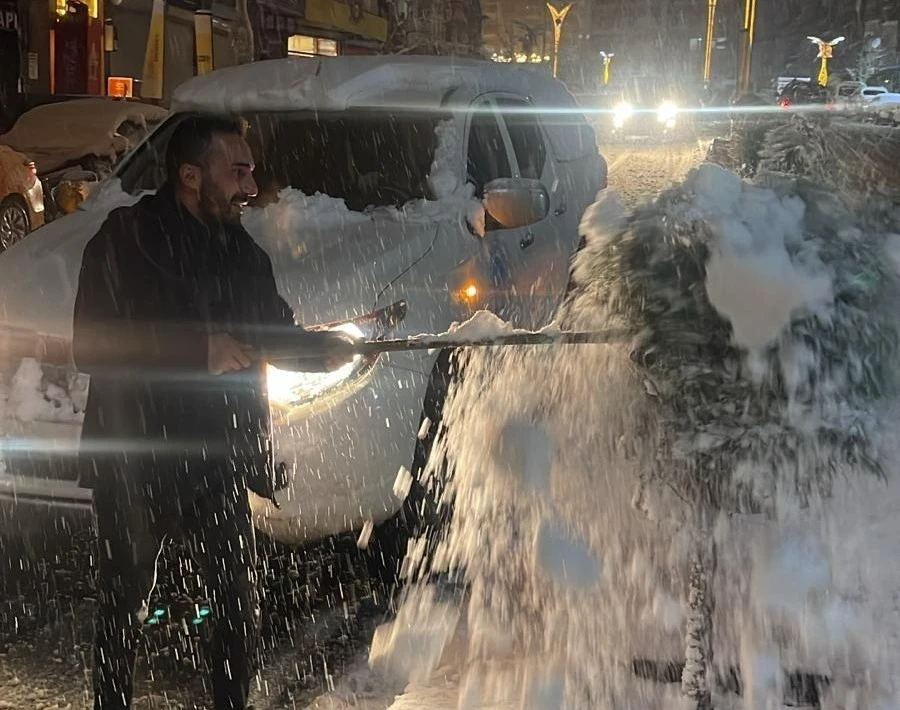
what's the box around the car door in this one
[464,95,533,327]
[492,95,576,325]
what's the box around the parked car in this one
[0,98,168,222]
[0,146,45,251]
[776,79,830,109]
[0,56,607,578]
[865,92,900,125]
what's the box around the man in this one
[73,113,356,709]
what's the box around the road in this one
[0,138,707,710]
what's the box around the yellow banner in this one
[141,0,166,99]
[305,0,388,43]
[194,10,213,75]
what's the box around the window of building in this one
[287,34,339,57]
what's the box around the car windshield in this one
[119,109,443,212]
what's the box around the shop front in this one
[252,0,387,60]
[0,0,22,113]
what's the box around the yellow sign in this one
[194,10,214,75]
[141,0,166,100]
[107,76,134,97]
[305,0,388,43]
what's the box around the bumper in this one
[250,350,433,545]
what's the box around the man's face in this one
[197,133,258,224]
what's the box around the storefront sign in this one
[194,9,214,74]
[0,1,19,104]
[107,76,134,97]
[141,0,166,99]
[28,52,38,81]
[304,0,387,42]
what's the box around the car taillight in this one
[25,160,36,176]
[778,97,791,108]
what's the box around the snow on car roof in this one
[171,56,595,163]
[171,55,570,114]
[0,99,168,175]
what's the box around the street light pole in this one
[807,35,844,86]
[547,2,574,79]
[702,0,717,85]
[737,0,757,94]
[600,50,614,85]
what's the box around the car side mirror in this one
[482,178,549,230]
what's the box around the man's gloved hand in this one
[208,332,254,375]
[319,330,361,372]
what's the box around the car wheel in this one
[364,349,457,597]
[0,195,31,252]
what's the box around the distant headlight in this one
[613,102,633,128]
[266,300,406,417]
[657,101,678,125]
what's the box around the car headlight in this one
[266,300,406,417]
[613,102,633,128]
[657,101,678,125]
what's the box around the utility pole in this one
[547,2,575,79]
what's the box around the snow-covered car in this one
[864,92,900,124]
[0,98,168,220]
[0,57,606,573]
[0,145,44,251]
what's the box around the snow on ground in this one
[359,160,900,708]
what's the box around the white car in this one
[865,91,900,124]
[0,57,606,571]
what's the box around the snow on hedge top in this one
[0,99,168,174]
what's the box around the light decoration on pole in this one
[807,35,845,87]
[600,51,614,85]
[490,52,551,64]
[547,2,575,79]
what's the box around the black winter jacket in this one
[73,185,307,504]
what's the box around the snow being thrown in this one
[375,162,900,708]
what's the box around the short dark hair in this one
[165,113,247,184]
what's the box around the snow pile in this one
[5,359,86,424]
[388,162,900,707]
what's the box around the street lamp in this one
[702,0,717,85]
[807,35,845,87]
[737,0,757,94]
[600,51,614,85]
[547,2,575,79]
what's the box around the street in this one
[0,138,708,710]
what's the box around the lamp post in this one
[546,2,574,79]
[702,0,717,85]
[807,35,844,87]
[737,0,757,94]
[600,50,614,85]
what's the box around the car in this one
[0,98,168,222]
[0,56,607,578]
[776,79,829,109]
[0,145,45,251]
[602,80,692,140]
[865,92,900,125]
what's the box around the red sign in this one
[107,76,133,97]
[54,3,89,94]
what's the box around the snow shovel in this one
[262,329,633,364]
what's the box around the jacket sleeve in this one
[72,212,209,374]
[250,247,338,373]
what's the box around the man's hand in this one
[319,331,361,371]
[208,333,254,375]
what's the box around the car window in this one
[119,110,442,211]
[495,97,547,181]
[466,103,511,196]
